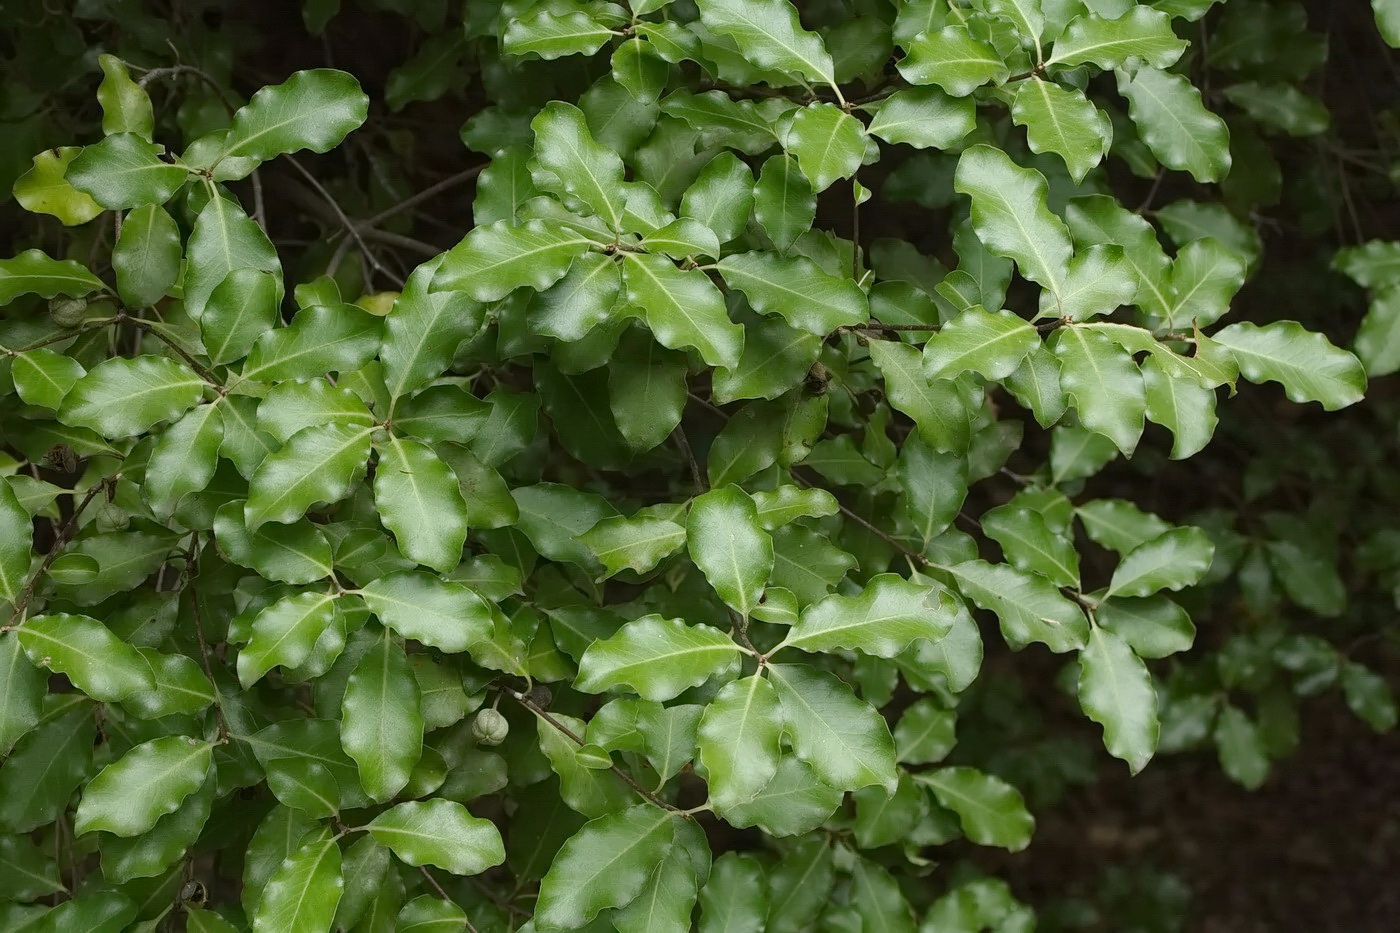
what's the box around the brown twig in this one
[285,156,405,288]
[672,425,706,494]
[361,165,486,228]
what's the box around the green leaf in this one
[0,480,31,605]
[866,86,976,149]
[1335,239,1400,288]
[67,134,188,209]
[1078,626,1159,773]
[981,505,1080,586]
[1142,354,1217,459]
[360,570,494,653]
[1214,704,1268,790]
[869,339,973,454]
[0,249,106,305]
[777,574,955,658]
[245,423,372,529]
[717,251,868,334]
[1377,0,1400,46]
[201,268,283,366]
[0,701,95,833]
[580,514,687,578]
[1047,6,1187,69]
[914,767,1035,851]
[686,486,773,616]
[613,38,670,102]
[1075,498,1171,553]
[1354,287,1400,377]
[723,757,842,838]
[621,252,743,368]
[256,380,373,443]
[577,615,742,701]
[395,895,469,932]
[768,662,897,792]
[751,486,838,530]
[698,674,783,810]
[504,9,616,60]
[1116,64,1231,183]
[0,632,44,754]
[240,303,382,383]
[59,356,203,438]
[1341,661,1398,732]
[1209,320,1366,410]
[922,306,1040,380]
[74,735,212,836]
[682,153,756,245]
[382,258,485,399]
[948,560,1089,652]
[784,103,866,191]
[753,154,815,252]
[1011,79,1112,183]
[696,0,836,87]
[893,697,957,764]
[532,102,628,232]
[534,805,677,932]
[252,826,343,933]
[1040,244,1140,322]
[12,148,103,225]
[612,838,703,933]
[644,218,722,260]
[1108,527,1215,597]
[528,252,623,342]
[0,833,64,901]
[97,54,154,138]
[18,613,153,701]
[1096,595,1195,658]
[608,334,689,451]
[112,204,182,309]
[897,25,1010,97]
[1222,80,1329,137]
[699,852,767,933]
[144,403,224,517]
[1052,325,1146,454]
[236,592,342,687]
[219,69,368,172]
[341,628,423,801]
[434,220,594,301]
[954,145,1073,293]
[898,437,968,545]
[184,190,281,323]
[373,437,469,573]
[213,501,333,584]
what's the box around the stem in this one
[120,314,224,387]
[3,475,119,628]
[1,317,121,355]
[793,470,940,571]
[672,425,707,494]
[285,156,406,288]
[361,165,486,228]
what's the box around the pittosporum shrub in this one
[1,0,1397,930]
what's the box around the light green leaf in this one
[893,697,957,764]
[914,767,1035,851]
[341,628,422,801]
[698,674,783,810]
[696,0,836,86]
[504,9,616,60]
[396,895,470,932]
[256,380,372,443]
[1334,239,1400,288]
[643,217,722,260]
[528,251,623,341]
[0,632,44,754]
[373,437,469,573]
[213,501,333,584]
[753,154,815,251]
[144,403,224,516]
[1209,320,1366,410]
[246,423,371,529]
[717,250,867,334]
[866,86,976,149]
[1075,498,1170,553]
[75,735,211,837]
[382,257,485,399]
[923,306,1040,380]
[1142,353,1217,459]
[954,145,1073,293]
[1163,236,1247,329]
[662,89,790,154]
[97,54,154,138]
[613,38,670,103]
[622,252,743,368]
[784,103,866,191]
[1011,79,1112,183]
[768,662,897,792]
[1116,64,1231,183]
[17,613,153,701]
[981,505,1079,586]
[948,560,1089,652]
[777,574,955,658]
[699,852,767,933]
[898,437,969,545]
[240,303,382,383]
[67,134,188,209]
[369,795,506,874]
[682,153,756,245]
[612,837,703,933]
[686,486,773,616]
[1039,244,1138,321]
[1097,595,1195,659]
[1355,287,1400,377]
[1108,526,1215,597]
[1048,6,1187,68]
[201,268,281,367]
[1377,0,1400,46]
[252,826,343,933]
[1078,626,1159,772]
[12,148,103,225]
[532,102,628,231]
[535,805,677,931]
[897,26,1010,97]
[1052,325,1146,454]
[236,591,341,686]
[433,219,595,301]
[869,339,973,453]
[59,356,204,438]
[1342,661,1399,732]
[580,514,687,578]
[219,69,369,172]
[577,615,742,701]
[360,570,494,653]
[750,486,839,530]
[11,348,83,410]
[0,249,106,305]
[184,191,282,322]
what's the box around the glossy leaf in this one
[18,613,153,701]
[75,736,212,836]
[1079,626,1159,773]
[955,145,1073,293]
[866,86,976,149]
[1048,7,1188,69]
[696,0,836,86]
[698,674,783,810]
[777,574,955,658]
[923,306,1039,381]
[914,767,1035,851]
[622,252,743,368]
[1210,320,1366,410]
[60,356,204,438]
[1011,79,1112,183]
[252,826,343,933]
[220,68,369,170]
[68,134,187,209]
[1108,527,1215,597]
[717,251,867,334]
[577,615,742,701]
[784,103,866,191]
[686,486,773,617]
[245,423,372,529]
[112,203,181,308]
[1116,64,1231,183]
[534,805,677,931]
[360,570,494,653]
[368,798,505,875]
[434,220,594,301]
[897,26,1010,97]
[948,560,1089,652]
[768,663,897,792]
